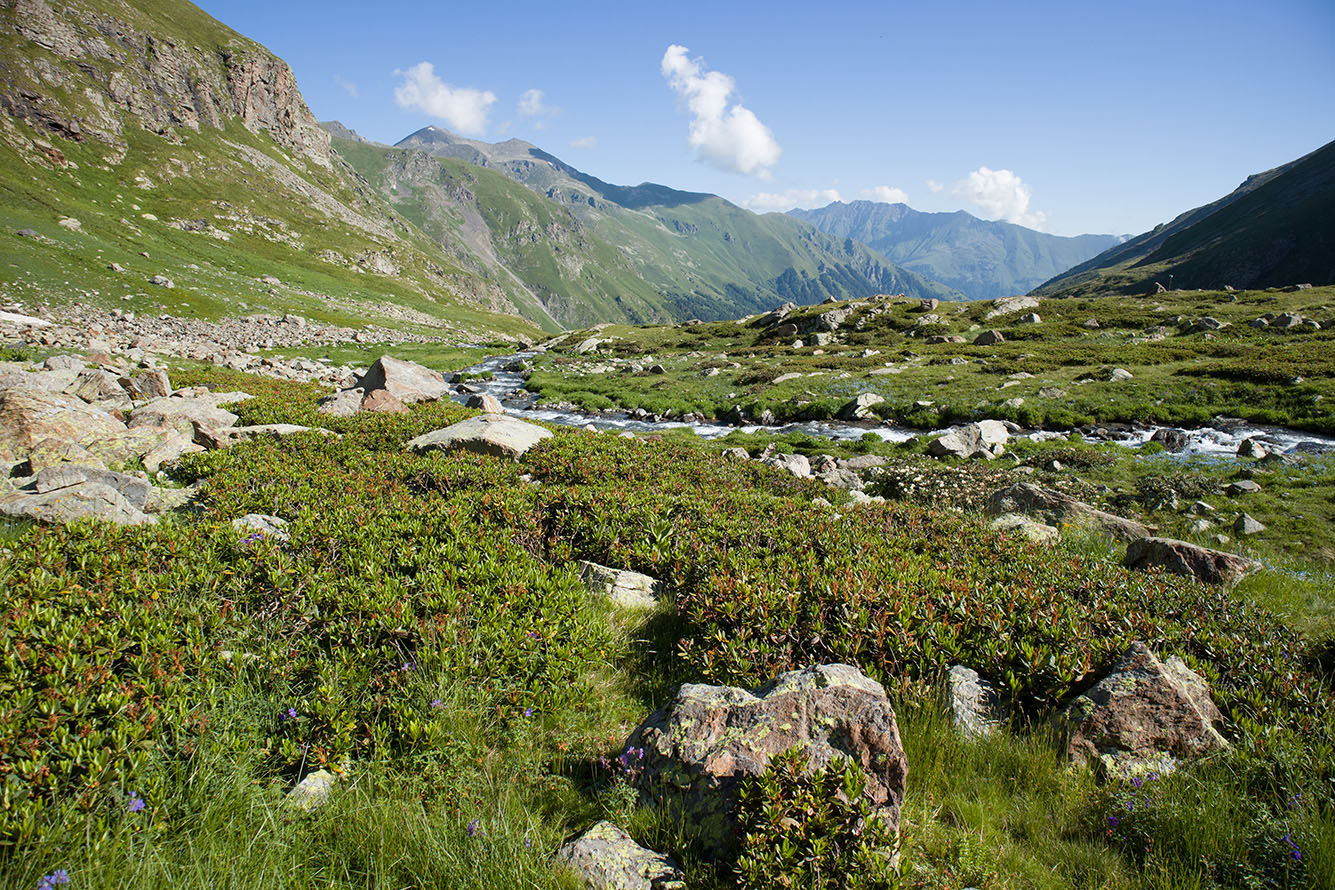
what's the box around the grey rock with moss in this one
[579,561,662,610]
[0,480,154,526]
[929,420,1009,460]
[625,663,908,859]
[556,821,684,890]
[1060,642,1227,779]
[356,355,449,403]
[407,413,552,460]
[989,512,1059,544]
[760,451,811,478]
[1124,536,1255,585]
[988,482,1149,541]
[942,665,1011,739]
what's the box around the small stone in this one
[1234,513,1265,535]
[1225,479,1261,495]
[556,821,684,890]
[286,769,336,811]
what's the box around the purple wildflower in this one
[1132,775,1143,788]
[281,707,297,721]
[467,820,481,837]
[38,871,70,890]
[430,699,445,709]
[1285,833,1302,860]
[127,791,145,813]
[1107,816,1120,827]
[523,707,533,718]
[400,662,414,672]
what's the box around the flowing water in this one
[453,353,1335,456]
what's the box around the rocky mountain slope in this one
[393,126,965,318]
[0,0,556,340]
[1034,139,1335,297]
[789,200,1121,300]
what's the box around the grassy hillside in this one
[396,127,966,317]
[791,201,1121,300]
[1035,140,1335,298]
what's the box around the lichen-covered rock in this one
[1124,536,1255,586]
[760,451,811,478]
[128,392,249,434]
[556,821,684,890]
[579,561,662,609]
[989,512,1059,544]
[359,389,407,414]
[941,665,1010,739]
[33,464,151,510]
[625,663,908,859]
[406,413,552,460]
[837,392,884,420]
[316,388,363,417]
[988,482,1150,541]
[286,769,336,811]
[1061,642,1228,778]
[357,356,449,403]
[929,420,1009,460]
[0,386,127,458]
[232,513,290,545]
[0,480,154,526]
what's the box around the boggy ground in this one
[526,286,1335,434]
[2,362,1333,890]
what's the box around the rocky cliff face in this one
[0,0,328,165]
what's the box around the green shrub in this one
[734,747,898,890]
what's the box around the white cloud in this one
[517,89,560,129]
[742,188,842,213]
[393,61,496,136]
[569,136,598,149]
[860,185,910,204]
[333,74,359,99]
[954,166,1048,229]
[660,44,781,179]
[926,179,943,193]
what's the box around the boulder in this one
[466,392,505,413]
[129,395,243,434]
[316,388,363,417]
[84,425,177,466]
[1225,479,1262,495]
[984,296,1039,319]
[579,561,663,610]
[1236,438,1268,459]
[989,512,1059,544]
[1234,513,1266,535]
[1123,536,1255,586]
[120,368,172,400]
[360,389,408,414]
[817,466,864,491]
[941,665,1010,739]
[0,481,153,526]
[928,420,1009,460]
[356,356,449,403]
[625,663,907,858]
[988,482,1150,541]
[1061,642,1227,778]
[0,386,127,459]
[70,369,131,409]
[1149,428,1188,452]
[26,438,103,473]
[33,464,151,510]
[406,413,552,460]
[973,330,1005,346]
[760,452,811,478]
[918,299,939,312]
[838,392,885,421]
[556,821,684,890]
[286,769,336,811]
[232,513,291,545]
[1110,368,1134,382]
[1016,312,1041,324]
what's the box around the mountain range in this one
[789,201,1122,301]
[1035,139,1335,297]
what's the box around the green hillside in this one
[1035,139,1335,297]
[396,127,965,316]
[790,200,1121,300]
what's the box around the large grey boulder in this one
[625,663,908,859]
[128,393,246,435]
[942,665,1010,739]
[556,821,684,890]
[316,388,363,417]
[760,451,811,478]
[0,481,154,526]
[579,561,663,610]
[0,386,126,459]
[1061,642,1227,778]
[984,295,1039,319]
[973,329,1005,346]
[1124,536,1255,586]
[120,368,172,400]
[466,392,505,414]
[989,512,1059,544]
[988,482,1150,541]
[838,392,884,420]
[929,420,1009,460]
[406,413,552,460]
[33,464,152,510]
[356,356,449,403]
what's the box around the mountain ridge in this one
[789,200,1122,300]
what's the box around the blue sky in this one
[196,0,1333,237]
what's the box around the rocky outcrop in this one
[357,356,450,404]
[1123,537,1255,586]
[1061,642,1228,778]
[625,663,908,858]
[928,420,1009,460]
[2,0,329,165]
[579,561,662,610]
[941,665,1010,739]
[556,821,685,890]
[406,413,552,460]
[988,483,1151,541]
[0,387,126,459]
